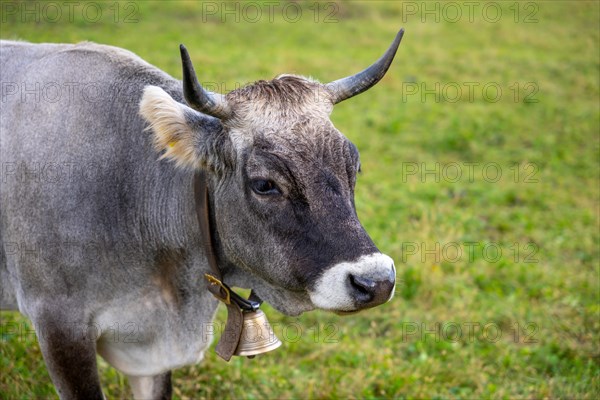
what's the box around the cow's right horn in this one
[180,44,232,120]
[325,28,404,105]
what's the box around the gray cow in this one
[0,29,403,399]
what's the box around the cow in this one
[0,28,404,399]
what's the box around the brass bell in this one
[234,309,282,357]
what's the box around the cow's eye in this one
[251,179,281,196]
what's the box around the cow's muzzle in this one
[308,253,396,312]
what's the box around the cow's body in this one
[0,33,402,399]
[1,41,219,390]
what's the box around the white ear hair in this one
[139,85,200,169]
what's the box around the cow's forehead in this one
[224,75,344,153]
[228,75,332,119]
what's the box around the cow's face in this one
[140,30,403,316]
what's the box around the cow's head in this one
[140,30,403,316]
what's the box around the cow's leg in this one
[34,311,104,399]
[128,371,172,400]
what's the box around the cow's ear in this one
[139,85,229,171]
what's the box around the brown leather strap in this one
[194,170,244,361]
[215,303,244,361]
[193,170,224,298]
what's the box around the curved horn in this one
[325,28,404,105]
[179,44,231,119]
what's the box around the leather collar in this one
[193,170,260,361]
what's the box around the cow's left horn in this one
[180,44,232,120]
[325,28,404,105]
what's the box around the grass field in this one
[1,0,598,398]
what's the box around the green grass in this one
[1,0,599,398]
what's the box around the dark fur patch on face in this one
[236,133,376,289]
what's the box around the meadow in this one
[1,1,598,398]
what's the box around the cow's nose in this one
[348,269,395,307]
[309,253,396,312]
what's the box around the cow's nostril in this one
[349,274,376,303]
[348,273,395,307]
